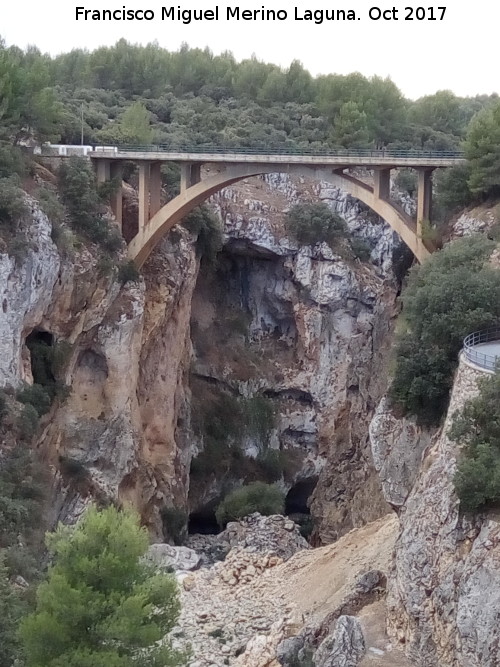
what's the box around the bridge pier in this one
[416,168,434,247]
[96,159,111,183]
[138,163,151,231]
[96,159,124,230]
[150,162,162,217]
[374,168,391,201]
[110,163,123,229]
[180,163,201,191]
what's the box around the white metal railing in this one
[463,328,500,372]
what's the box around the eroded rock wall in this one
[190,172,397,542]
[379,356,500,667]
[2,172,399,544]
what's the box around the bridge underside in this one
[94,159,436,267]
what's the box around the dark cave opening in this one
[188,506,221,535]
[285,477,318,516]
[25,329,56,386]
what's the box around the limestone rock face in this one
[3,171,396,544]
[144,543,201,573]
[0,199,60,386]
[1,194,199,535]
[191,173,397,542]
[314,616,365,667]
[451,205,497,238]
[386,355,500,667]
[221,513,309,560]
[369,396,432,507]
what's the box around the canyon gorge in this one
[2,166,500,666]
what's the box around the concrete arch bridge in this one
[89,147,466,267]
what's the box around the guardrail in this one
[95,144,465,159]
[463,328,500,372]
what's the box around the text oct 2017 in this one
[74,5,448,24]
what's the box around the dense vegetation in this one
[0,37,500,237]
[20,506,185,666]
[215,482,285,528]
[390,236,500,425]
[450,373,500,511]
[2,37,500,209]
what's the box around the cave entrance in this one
[285,477,318,516]
[25,329,55,387]
[188,506,221,535]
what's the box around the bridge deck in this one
[88,147,465,169]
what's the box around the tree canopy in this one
[1,37,496,155]
[20,505,185,667]
[390,236,500,424]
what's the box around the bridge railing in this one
[463,328,500,372]
[91,144,465,159]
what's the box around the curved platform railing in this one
[463,328,500,372]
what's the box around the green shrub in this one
[0,177,27,231]
[285,203,347,248]
[16,384,51,417]
[0,555,25,667]
[17,404,39,441]
[58,157,123,252]
[0,438,49,555]
[241,395,276,445]
[390,236,500,425]
[117,260,140,285]
[434,164,474,221]
[37,186,64,224]
[450,372,500,511]
[395,169,417,197]
[256,449,285,482]
[183,205,223,262]
[350,238,371,262]
[0,143,27,178]
[465,101,500,199]
[215,482,285,527]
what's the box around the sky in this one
[2,0,498,99]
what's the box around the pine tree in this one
[20,506,185,667]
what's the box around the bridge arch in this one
[127,164,430,267]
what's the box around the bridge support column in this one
[138,163,150,231]
[109,162,123,230]
[150,162,162,217]
[96,159,110,183]
[417,168,433,226]
[180,163,201,192]
[374,168,391,201]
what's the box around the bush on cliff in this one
[58,157,122,253]
[215,482,285,527]
[390,235,500,425]
[20,505,186,667]
[285,203,347,248]
[450,372,500,511]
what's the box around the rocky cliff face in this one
[189,172,397,541]
[1,171,398,544]
[370,355,500,667]
[0,196,198,537]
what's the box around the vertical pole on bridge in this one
[373,168,391,201]
[138,163,151,232]
[149,162,162,217]
[417,168,434,240]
